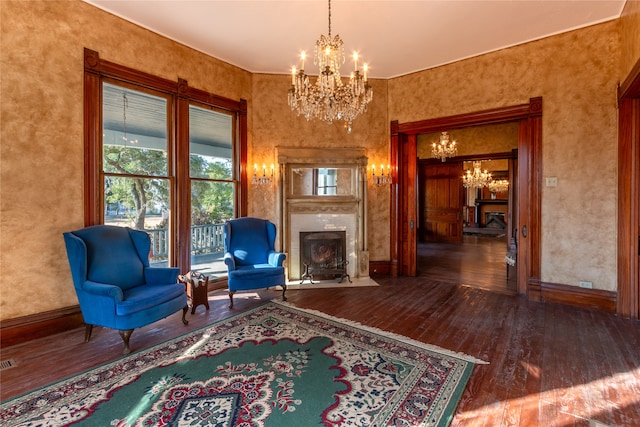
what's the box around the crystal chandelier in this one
[462,161,492,189]
[431,131,457,162]
[288,0,373,133]
[488,179,509,193]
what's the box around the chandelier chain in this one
[328,0,331,35]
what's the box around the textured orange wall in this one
[620,0,640,79]
[0,0,252,320]
[417,122,520,158]
[389,21,620,291]
[248,74,390,262]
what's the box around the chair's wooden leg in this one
[84,324,93,342]
[229,291,235,309]
[182,305,189,325]
[281,284,287,302]
[119,330,133,355]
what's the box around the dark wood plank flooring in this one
[418,234,517,294]
[2,278,639,425]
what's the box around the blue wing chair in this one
[63,225,188,354]
[223,217,287,308]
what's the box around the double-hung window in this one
[84,49,247,279]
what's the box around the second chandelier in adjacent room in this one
[463,161,493,189]
[431,131,458,162]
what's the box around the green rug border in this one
[1,300,487,411]
[0,300,273,405]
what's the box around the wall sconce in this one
[370,164,392,186]
[252,163,274,185]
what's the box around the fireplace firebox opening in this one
[299,231,351,284]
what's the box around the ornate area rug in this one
[1,301,486,426]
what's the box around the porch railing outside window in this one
[146,223,226,278]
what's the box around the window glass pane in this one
[103,83,168,176]
[190,181,235,278]
[189,105,233,179]
[316,168,337,195]
[104,176,170,265]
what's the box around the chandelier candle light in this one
[462,161,492,189]
[288,0,373,133]
[431,131,457,162]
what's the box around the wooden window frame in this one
[83,48,248,272]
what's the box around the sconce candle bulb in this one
[370,163,392,186]
[252,162,273,186]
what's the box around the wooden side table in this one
[178,271,210,314]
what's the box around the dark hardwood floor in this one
[418,234,517,295]
[2,275,639,425]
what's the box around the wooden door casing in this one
[390,97,542,297]
[617,57,640,320]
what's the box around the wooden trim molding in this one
[619,56,640,100]
[370,260,391,276]
[389,120,400,277]
[528,282,617,314]
[0,307,84,348]
[396,101,533,135]
[617,56,640,319]
[1,279,227,347]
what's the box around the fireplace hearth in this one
[300,231,351,284]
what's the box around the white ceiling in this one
[84,0,626,79]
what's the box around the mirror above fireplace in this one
[290,167,354,196]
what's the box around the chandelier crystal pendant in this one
[287,0,373,133]
[462,161,492,189]
[431,131,457,162]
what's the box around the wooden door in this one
[420,162,463,243]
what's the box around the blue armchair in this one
[223,217,287,308]
[63,225,188,354]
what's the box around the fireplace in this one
[300,231,350,283]
[485,211,506,229]
[276,146,370,283]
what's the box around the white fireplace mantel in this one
[276,147,369,282]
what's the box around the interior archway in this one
[390,97,542,296]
